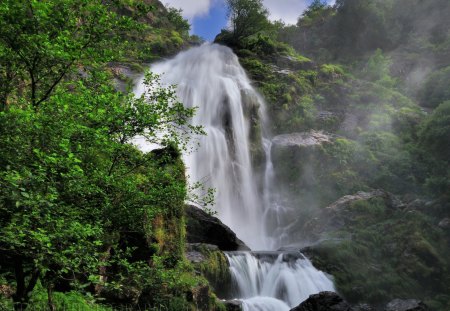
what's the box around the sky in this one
[163,0,336,41]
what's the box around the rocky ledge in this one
[272,130,333,148]
[185,205,249,251]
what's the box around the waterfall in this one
[135,44,335,310]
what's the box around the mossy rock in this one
[185,243,231,299]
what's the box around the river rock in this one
[185,205,249,251]
[290,291,353,311]
[385,299,428,311]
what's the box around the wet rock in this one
[223,299,243,311]
[385,299,428,311]
[185,205,249,251]
[290,291,353,311]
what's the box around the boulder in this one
[385,299,428,311]
[185,205,249,251]
[290,291,353,311]
[223,299,243,311]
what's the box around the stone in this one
[185,205,249,251]
[385,299,429,311]
[272,131,332,148]
[290,291,353,311]
[223,299,243,311]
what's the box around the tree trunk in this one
[12,258,39,311]
[47,285,56,311]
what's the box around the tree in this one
[226,0,271,42]
[0,0,135,110]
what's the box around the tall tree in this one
[226,0,270,42]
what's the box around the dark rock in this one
[290,291,353,311]
[385,299,429,311]
[223,299,243,311]
[185,205,249,251]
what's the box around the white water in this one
[135,44,335,310]
[227,252,335,309]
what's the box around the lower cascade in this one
[226,252,335,310]
[136,44,335,310]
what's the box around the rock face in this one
[385,299,429,311]
[271,130,334,191]
[290,291,353,311]
[272,131,332,148]
[185,205,249,251]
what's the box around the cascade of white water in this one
[136,44,266,249]
[134,43,335,310]
[226,252,335,309]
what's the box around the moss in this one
[189,245,231,297]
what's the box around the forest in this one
[0,0,449,310]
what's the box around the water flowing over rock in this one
[137,44,267,249]
[226,252,335,309]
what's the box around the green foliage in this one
[0,0,137,108]
[309,200,450,309]
[418,101,450,196]
[420,66,450,108]
[363,49,397,88]
[225,0,272,44]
